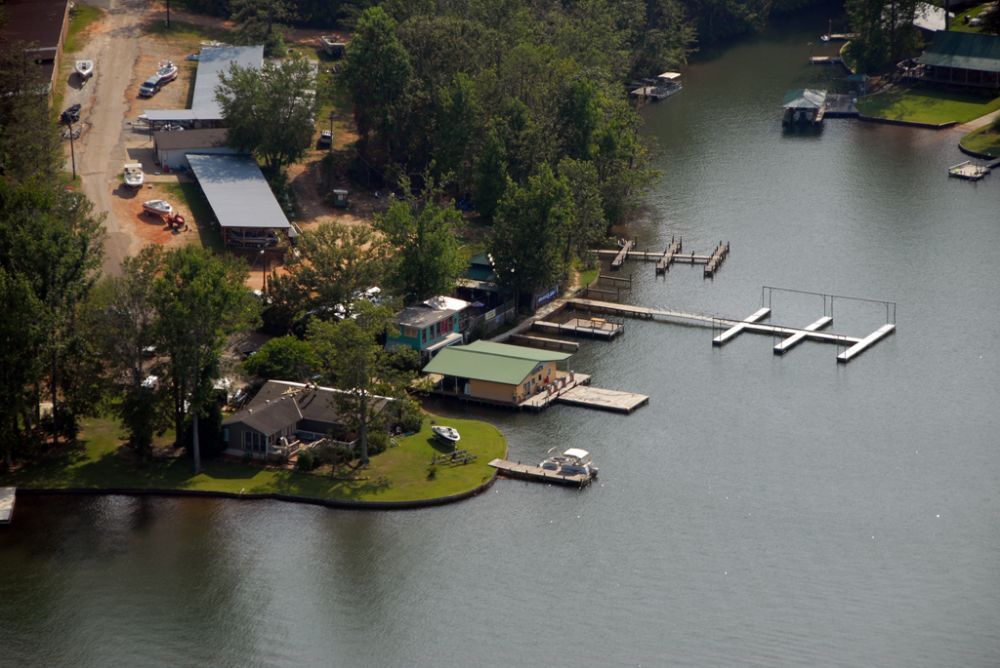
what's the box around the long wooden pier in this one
[489,459,592,487]
[0,487,14,524]
[566,297,895,362]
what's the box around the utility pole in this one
[166,0,171,28]
[63,116,77,179]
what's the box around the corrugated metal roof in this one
[186,154,290,230]
[918,32,1000,73]
[154,128,228,151]
[145,45,263,123]
[783,89,827,109]
[423,341,572,386]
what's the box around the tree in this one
[0,181,106,443]
[374,180,465,303]
[490,165,572,308]
[845,0,920,72]
[558,79,602,161]
[342,7,413,166]
[307,302,415,465]
[431,73,482,193]
[154,247,259,472]
[242,336,318,381]
[0,268,43,470]
[473,124,508,221]
[230,0,294,57]
[0,41,62,182]
[273,222,385,330]
[84,247,167,459]
[216,58,316,172]
[557,157,607,265]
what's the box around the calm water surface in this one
[3,18,999,668]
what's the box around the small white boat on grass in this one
[540,448,598,478]
[123,162,144,188]
[142,199,173,216]
[75,59,94,80]
[431,425,461,445]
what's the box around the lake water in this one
[2,16,999,668]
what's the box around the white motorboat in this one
[75,59,94,80]
[539,448,598,478]
[142,199,173,216]
[155,60,178,84]
[123,162,144,188]
[431,425,461,445]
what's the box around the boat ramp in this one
[0,488,15,524]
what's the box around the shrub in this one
[296,449,317,471]
[366,429,389,457]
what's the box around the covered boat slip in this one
[186,154,291,247]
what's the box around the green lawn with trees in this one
[0,413,505,504]
[857,87,1000,125]
[64,3,105,54]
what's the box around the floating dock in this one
[489,459,592,487]
[655,237,683,275]
[597,240,730,278]
[948,161,990,181]
[0,487,14,524]
[810,55,843,65]
[558,385,649,414]
[508,333,580,353]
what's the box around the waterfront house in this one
[221,380,390,461]
[385,300,465,360]
[422,340,573,406]
[916,32,1000,89]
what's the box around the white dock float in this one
[837,324,896,363]
[0,487,14,524]
[774,316,833,355]
[713,307,770,346]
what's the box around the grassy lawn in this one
[64,3,105,54]
[0,413,506,505]
[857,86,1000,125]
[951,3,993,33]
[144,20,236,51]
[960,124,1000,157]
[160,181,225,252]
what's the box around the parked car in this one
[318,129,332,147]
[138,76,161,97]
[60,103,81,124]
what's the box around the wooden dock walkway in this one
[610,239,635,271]
[703,242,730,277]
[558,386,649,413]
[489,459,592,487]
[0,487,14,524]
[655,237,683,275]
[534,317,624,340]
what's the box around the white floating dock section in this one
[0,487,14,524]
[837,324,896,363]
[774,316,833,355]
[713,307,770,346]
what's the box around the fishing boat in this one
[431,425,461,446]
[155,61,178,84]
[75,59,94,80]
[142,199,173,216]
[123,162,144,188]
[539,448,598,478]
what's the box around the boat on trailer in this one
[123,162,144,188]
[142,199,173,217]
[75,59,94,80]
[155,61,178,84]
[431,425,461,446]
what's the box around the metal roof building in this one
[153,128,237,170]
[144,45,264,125]
[917,32,1000,88]
[186,153,291,247]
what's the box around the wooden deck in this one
[0,487,14,524]
[489,459,592,487]
[703,241,730,277]
[948,161,990,181]
[534,317,624,340]
[508,333,580,352]
[610,239,635,270]
[655,237,683,275]
[598,240,730,277]
[558,386,649,413]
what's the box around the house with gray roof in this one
[917,31,1000,89]
[221,380,391,461]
